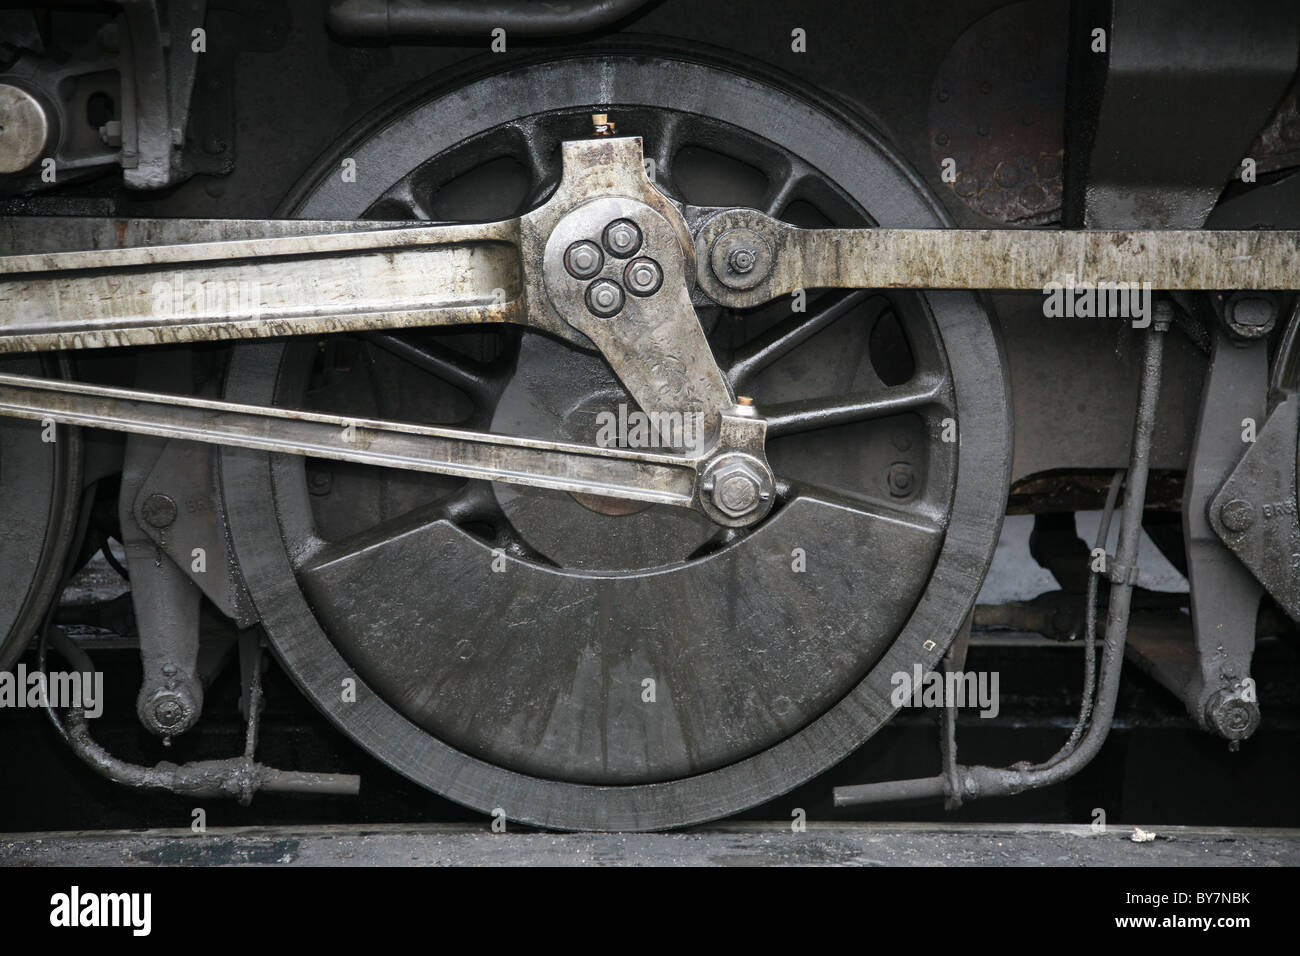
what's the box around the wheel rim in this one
[221,52,1011,829]
[0,355,82,671]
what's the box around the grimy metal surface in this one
[0,136,1292,524]
[692,209,1300,308]
[3,141,1300,356]
[4,822,1299,867]
[0,221,525,351]
[1,89,1293,826]
[4,217,1299,352]
[0,373,700,508]
[214,59,1010,827]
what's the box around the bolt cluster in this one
[566,218,663,318]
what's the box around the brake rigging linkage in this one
[834,303,1171,809]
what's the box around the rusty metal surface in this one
[928,0,1066,225]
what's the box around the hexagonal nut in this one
[709,461,767,517]
[100,119,123,149]
[709,227,772,291]
[138,683,201,737]
[602,218,642,258]
[564,240,604,279]
[623,256,662,296]
[728,246,757,273]
[585,278,624,318]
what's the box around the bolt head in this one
[623,256,663,296]
[709,227,772,291]
[602,219,642,258]
[887,463,915,498]
[585,278,624,318]
[1220,498,1255,532]
[564,240,604,279]
[705,458,771,519]
[154,697,185,728]
[728,247,756,274]
[1205,690,1260,740]
[1226,295,1276,335]
[141,493,178,529]
[717,472,761,515]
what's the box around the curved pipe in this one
[327,0,656,38]
[836,312,1169,809]
[42,626,361,801]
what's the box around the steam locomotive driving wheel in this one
[219,53,1011,830]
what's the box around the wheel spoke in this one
[647,112,683,196]
[727,289,881,389]
[508,117,559,200]
[762,373,948,438]
[379,181,434,220]
[364,332,507,407]
[763,170,806,218]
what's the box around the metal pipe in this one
[326,0,655,39]
[60,708,362,801]
[835,311,1168,808]
[1053,468,1124,760]
[41,624,361,802]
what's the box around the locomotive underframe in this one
[2,0,1299,831]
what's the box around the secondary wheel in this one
[0,356,82,671]
[219,50,1011,830]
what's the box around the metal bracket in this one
[0,0,210,192]
[1209,392,1300,622]
[136,437,257,627]
[1175,329,1266,740]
